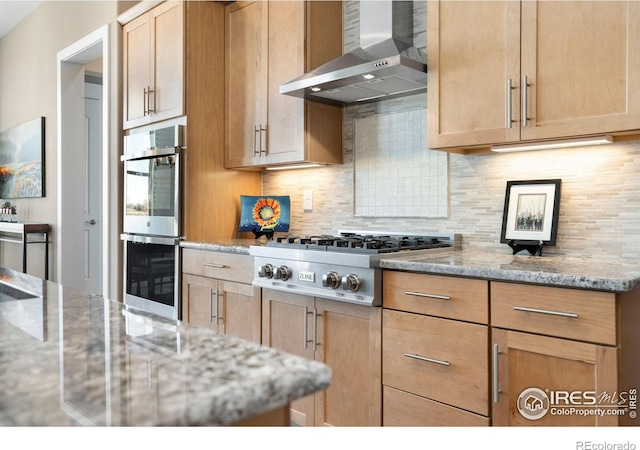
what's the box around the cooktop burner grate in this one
[268,233,451,254]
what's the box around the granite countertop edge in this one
[379,250,640,292]
[180,239,263,254]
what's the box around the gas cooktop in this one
[266,232,454,255]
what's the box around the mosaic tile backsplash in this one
[262,1,640,259]
[354,109,448,218]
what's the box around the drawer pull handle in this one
[203,263,227,269]
[493,344,500,403]
[404,291,450,301]
[404,353,450,366]
[513,306,578,319]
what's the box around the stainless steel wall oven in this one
[121,123,184,320]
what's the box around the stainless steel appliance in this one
[121,123,185,320]
[250,232,459,307]
[122,234,181,320]
[279,1,426,106]
[122,124,183,237]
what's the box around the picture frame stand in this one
[507,240,545,256]
[252,230,274,240]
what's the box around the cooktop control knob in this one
[322,271,341,289]
[274,265,292,281]
[258,263,274,279]
[342,274,361,292]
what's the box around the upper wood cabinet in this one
[427,0,640,151]
[225,1,343,169]
[122,1,185,129]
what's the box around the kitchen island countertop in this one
[0,267,330,426]
[379,249,640,292]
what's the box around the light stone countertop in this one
[379,249,640,292]
[180,239,265,254]
[0,267,330,426]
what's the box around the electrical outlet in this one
[303,189,313,211]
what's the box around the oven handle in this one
[120,147,182,162]
[120,233,181,246]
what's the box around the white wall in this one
[0,1,133,297]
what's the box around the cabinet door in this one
[492,329,619,426]
[265,0,305,164]
[314,300,382,426]
[225,1,269,168]
[182,274,218,331]
[123,12,152,128]
[261,289,315,426]
[521,1,640,140]
[219,280,261,344]
[150,1,184,123]
[427,1,521,149]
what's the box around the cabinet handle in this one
[506,78,514,129]
[143,87,148,116]
[313,308,319,352]
[403,352,450,366]
[522,75,529,127]
[147,86,155,114]
[203,263,226,269]
[254,126,260,156]
[493,344,500,403]
[513,306,578,319]
[303,306,312,349]
[404,291,450,301]
[259,124,267,155]
[210,288,219,322]
[216,290,223,325]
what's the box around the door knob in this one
[85,219,97,225]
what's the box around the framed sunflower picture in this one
[239,195,290,238]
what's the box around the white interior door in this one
[84,81,103,295]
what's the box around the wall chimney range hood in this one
[279,1,426,106]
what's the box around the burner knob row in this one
[258,264,291,281]
[322,272,361,292]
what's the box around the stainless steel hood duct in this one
[279,1,426,106]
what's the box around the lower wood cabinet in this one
[490,281,640,427]
[382,272,490,426]
[492,328,618,426]
[181,248,261,344]
[261,288,382,426]
[182,273,261,343]
[383,386,489,427]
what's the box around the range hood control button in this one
[258,264,274,279]
[342,274,361,292]
[274,266,291,281]
[322,272,341,289]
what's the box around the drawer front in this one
[383,309,489,416]
[182,248,253,283]
[383,386,489,427]
[383,271,488,324]
[491,282,616,345]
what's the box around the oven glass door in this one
[124,152,180,237]
[124,237,179,320]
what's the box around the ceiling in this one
[0,1,42,39]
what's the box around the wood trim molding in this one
[117,0,165,25]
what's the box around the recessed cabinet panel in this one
[122,1,184,129]
[427,0,521,148]
[520,0,640,140]
[225,0,343,169]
